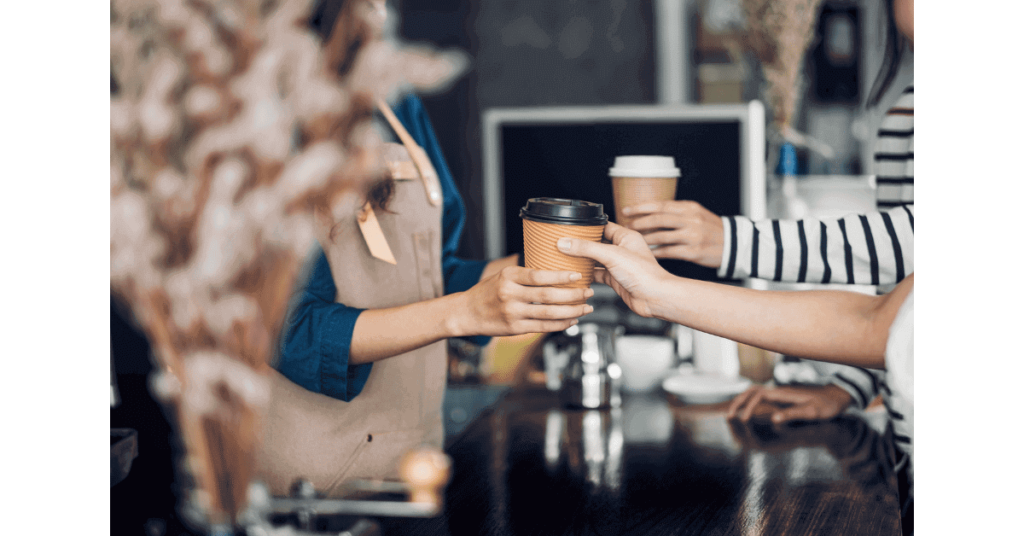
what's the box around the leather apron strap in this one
[375,96,444,207]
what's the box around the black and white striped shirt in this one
[718,204,914,286]
[719,87,914,286]
[717,85,915,421]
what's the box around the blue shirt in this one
[276,94,489,401]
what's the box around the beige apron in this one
[256,134,447,497]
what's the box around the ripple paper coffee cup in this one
[609,156,680,226]
[520,198,608,292]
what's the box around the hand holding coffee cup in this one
[556,222,672,319]
[520,198,608,297]
[609,156,680,227]
[622,199,725,268]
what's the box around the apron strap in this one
[375,96,444,207]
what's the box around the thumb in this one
[557,237,617,265]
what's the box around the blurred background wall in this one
[395,0,912,261]
[399,0,657,259]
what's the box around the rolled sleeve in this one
[277,249,373,402]
[317,305,372,402]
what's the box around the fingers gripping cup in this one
[609,156,681,226]
[520,198,608,293]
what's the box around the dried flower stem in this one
[741,0,825,129]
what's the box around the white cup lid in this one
[608,155,680,178]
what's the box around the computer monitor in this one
[482,102,766,283]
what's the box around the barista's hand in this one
[624,201,724,268]
[454,266,593,337]
[556,223,672,318]
[727,384,853,424]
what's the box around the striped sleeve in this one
[718,205,914,285]
[829,366,884,410]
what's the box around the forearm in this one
[352,265,589,363]
[349,293,465,364]
[648,278,906,368]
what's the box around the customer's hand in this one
[727,384,854,424]
[456,266,593,337]
[623,200,724,268]
[556,223,671,318]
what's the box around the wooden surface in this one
[382,388,902,536]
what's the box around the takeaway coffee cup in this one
[520,197,608,291]
[609,156,681,226]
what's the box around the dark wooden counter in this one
[383,387,902,536]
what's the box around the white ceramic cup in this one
[614,335,676,393]
[692,330,740,378]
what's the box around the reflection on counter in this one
[443,384,510,444]
[383,388,902,535]
[621,393,673,446]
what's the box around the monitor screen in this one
[483,103,765,283]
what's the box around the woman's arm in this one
[349,266,593,364]
[644,273,912,368]
[558,223,913,369]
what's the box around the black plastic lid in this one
[519,197,608,226]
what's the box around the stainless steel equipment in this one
[558,323,623,409]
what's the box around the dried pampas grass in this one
[110,0,465,524]
[741,0,825,129]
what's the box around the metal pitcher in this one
[558,323,622,409]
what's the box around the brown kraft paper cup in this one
[522,219,605,291]
[612,176,678,227]
[520,198,608,303]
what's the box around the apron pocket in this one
[412,230,439,301]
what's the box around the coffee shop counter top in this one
[381,387,902,535]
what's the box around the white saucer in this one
[661,372,752,405]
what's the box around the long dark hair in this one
[866,0,908,108]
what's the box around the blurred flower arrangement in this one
[741,0,825,132]
[697,0,830,158]
[110,0,465,525]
